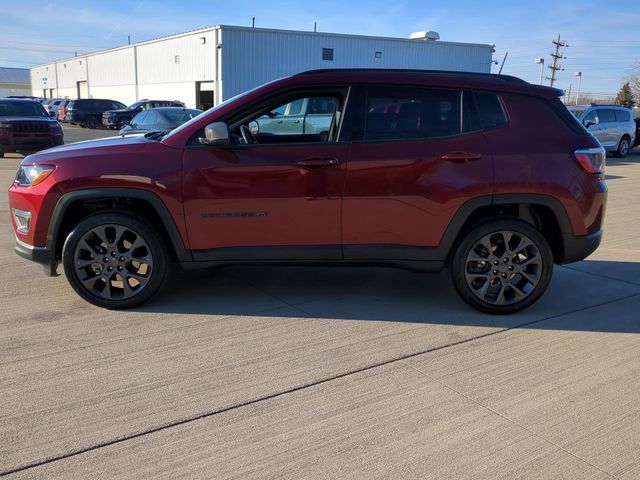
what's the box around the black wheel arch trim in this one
[437,193,574,262]
[46,188,192,263]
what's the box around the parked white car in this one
[569,105,636,157]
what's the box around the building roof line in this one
[30,24,494,69]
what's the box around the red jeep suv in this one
[7,69,607,314]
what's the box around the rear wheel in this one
[451,220,553,314]
[62,212,170,309]
[614,136,631,158]
[84,115,99,129]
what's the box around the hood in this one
[103,108,136,115]
[0,116,56,124]
[22,134,152,163]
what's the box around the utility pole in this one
[546,34,568,87]
[575,71,582,105]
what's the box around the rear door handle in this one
[440,151,482,163]
[296,157,338,169]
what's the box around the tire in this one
[451,219,553,314]
[614,136,631,158]
[84,116,98,129]
[117,118,131,130]
[62,212,170,309]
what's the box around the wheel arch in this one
[47,188,191,264]
[441,194,573,264]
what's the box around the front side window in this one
[583,110,598,125]
[229,93,342,145]
[364,86,462,140]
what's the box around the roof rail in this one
[296,68,528,84]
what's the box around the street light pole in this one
[535,58,545,85]
[575,71,582,105]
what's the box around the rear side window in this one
[598,109,616,123]
[475,92,508,129]
[614,109,631,122]
[364,86,462,140]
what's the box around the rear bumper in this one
[560,230,603,264]
[14,236,58,276]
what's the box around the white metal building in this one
[0,67,31,97]
[30,25,495,109]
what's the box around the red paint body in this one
[8,70,606,268]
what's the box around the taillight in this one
[572,147,606,174]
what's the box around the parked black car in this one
[119,107,201,135]
[102,99,186,130]
[66,99,126,129]
[0,99,63,157]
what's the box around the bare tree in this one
[626,61,640,102]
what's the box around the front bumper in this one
[14,236,58,276]
[102,117,117,128]
[560,230,603,264]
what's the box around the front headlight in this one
[14,164,56,187]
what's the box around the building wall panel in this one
[89,48,135,87]
[89,85,137,105]
[220,26,493,99]
[137,81,197,108]
[136,31,215,85]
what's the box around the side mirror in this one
[202,122,230,145]
[49,111,56,118]
[584,120,596,128]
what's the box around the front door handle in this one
[296,157,338,169]
[440,151,482,163]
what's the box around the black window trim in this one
[353,84,499,145]
[186,85,353,149]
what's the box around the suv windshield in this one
[568,109,586,119]
[0,101,48,117]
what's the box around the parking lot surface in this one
[1,127,640,479]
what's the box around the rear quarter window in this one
[474,92,508,129]
[614,110,631,122]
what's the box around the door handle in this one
[440,151,482,163]
[296,157,338,169]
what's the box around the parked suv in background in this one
[569,105,636,157]
[8,69,607,314]
[250,96,336,137]
[66,99,126,128]
[102,99,186,130]
[0,98,63,157]
[57,100,69,123]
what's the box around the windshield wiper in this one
[144,129,171,141]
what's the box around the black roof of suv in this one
[102,99,186,129]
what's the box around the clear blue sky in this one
[1,0,638,97]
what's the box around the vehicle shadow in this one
[140,260,640,333]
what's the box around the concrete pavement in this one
[1,135,640,479]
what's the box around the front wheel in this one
[62,212,170,309]
[451,220,553,314]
